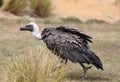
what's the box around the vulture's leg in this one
[80,63,93,80]
[53,58,63,71]
[50,58,63,77]
[50,58,68,77]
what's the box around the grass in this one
[115,0,120,7]
[3,0,27,15]
[2,47,70,82]
[29,0,52,17]
[61,17,82,24]
[2,0,52,17]
[0,17,120,82]
[86,19,106,24]
[0,0,3,7]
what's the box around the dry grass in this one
[3,0,27,14]
[29,0,52,17]
[2,47,70,82]
[0,0,3,7]
[0,17,120,82]
[115,0,120,7]
[61,17,82,24]
[2,0,52,17]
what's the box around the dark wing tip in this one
[101,67,104,71]
[56,26,93,43]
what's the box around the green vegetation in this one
[0,0,3,7]
[86,19,106,24]
[61,17,82,24]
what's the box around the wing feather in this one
[56,26,92,43]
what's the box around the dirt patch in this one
[52,0,120,23]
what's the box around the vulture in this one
[20,22,103,79]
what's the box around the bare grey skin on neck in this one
[20,22,42,40]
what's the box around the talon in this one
[50,58,63,77]
[80,75,87,80]
[53,65,62,72]
[86,66,93,70]
[80,63,93,80]
[50,72,54,77]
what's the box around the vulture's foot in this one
[86,66,93,70]
[80,63,93,80]
[50,58,67,77]
[80,66,93,80]
[50,64,62,77]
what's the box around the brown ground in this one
[52,0,120,23]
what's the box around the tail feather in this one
[81,45,104,70]
[90,51,104,70]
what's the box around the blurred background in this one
[0,0,120,82]
[0,0,120,23]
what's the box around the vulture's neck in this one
[32,29,42,40]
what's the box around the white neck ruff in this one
[32,32,42,40]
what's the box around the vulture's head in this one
[20,22,42,40]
